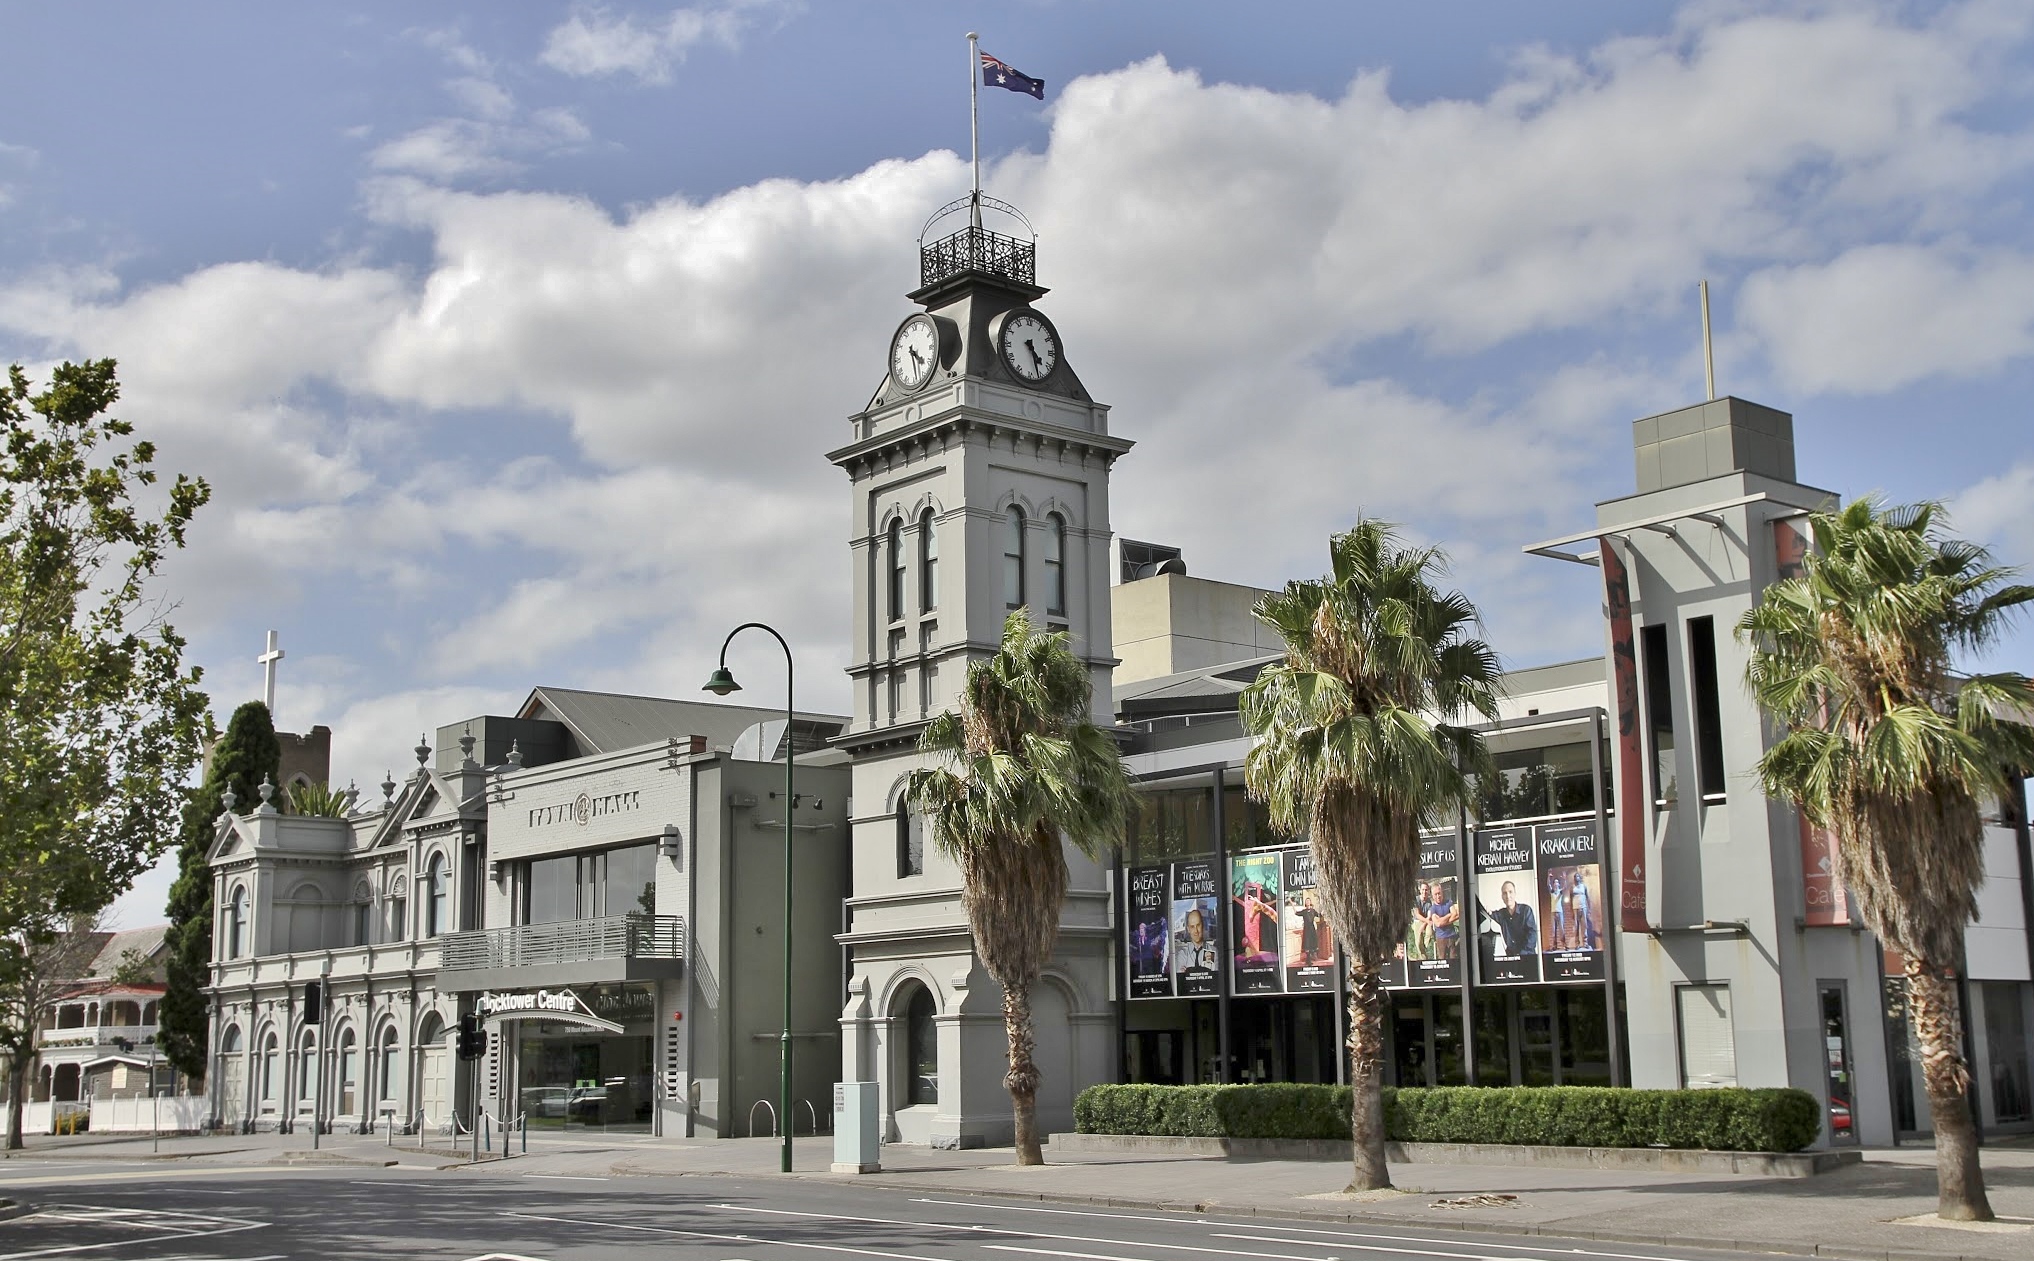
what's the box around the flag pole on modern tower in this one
[968,31,982,229]
[1700,279,1717,401]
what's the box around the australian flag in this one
[981,52,1045,100]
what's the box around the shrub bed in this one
[1073,1083,1820,1153]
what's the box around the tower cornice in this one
[827,408,1132,473]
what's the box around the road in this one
[0,1162,1788,1261]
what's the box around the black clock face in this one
[890,315,939,391]
[1000,312,1058,383]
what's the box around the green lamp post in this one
[703,622,796,1174]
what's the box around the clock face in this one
[1000,312,1059,383]
[890,315,939,391]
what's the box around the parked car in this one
[567,1087,607,1122]
[520,1086,568,1119]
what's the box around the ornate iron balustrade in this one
[440,913,685,972]
[920,225,1036,288]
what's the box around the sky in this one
[5,1,2034,927]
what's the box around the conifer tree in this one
[159,701,280,1081]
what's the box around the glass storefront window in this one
[512,982,657,1132]
[1517,990,1556,1085]
[525,854,577,924]
[523,843,660,924]
[1982,980,2030,1124]
[1472,993,1511,1086]
[1128,787,1212,864]
[1557,989,1612,1086]
[1475,741,1610,823]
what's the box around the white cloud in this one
[372,29,591,181]
[1738,243,2034,394]
[540,2,771,85]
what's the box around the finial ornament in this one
[415,734,431,767]
[220,784,237,813]
[381,771,395,803]
[459,726,477,767]
[506,740,524,768]
[257,776,276,812]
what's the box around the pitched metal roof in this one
[517,685,847,757]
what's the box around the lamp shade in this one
[702,666,742,696]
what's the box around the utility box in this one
[831,1081,880,1174]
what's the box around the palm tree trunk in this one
[1904,960,1992,1221]
[1345,957,1391,1191]
[1004,983,1043,1165]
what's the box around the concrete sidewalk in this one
[7,1128,2034,1261]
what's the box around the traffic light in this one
[303,979,324,1025]
[456,1012,487,1062]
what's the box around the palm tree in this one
[905,610,1133,1165]
[1241,519,1500,1192]
[1740,498,2033,1222]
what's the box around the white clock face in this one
[1001,313,1058,382]
[890,316,939,390]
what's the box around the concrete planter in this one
[1048,1131,1861,1178]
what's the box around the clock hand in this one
[1025,339,1043,370]
[909,346,925,370]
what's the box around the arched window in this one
[378,1026,400,1103]
[227,887,248,959]
[353,881,373,947]
[905,987,938,1106]
[260,1032,279,1106]
[338,1029,358,1117]
[1044,513,1067,616]
[389,876,408,941]
[918,508,939,612]
[1003,507,1026,609]
[887,517,905,621]
[296,1030,316,1111]
[896,804,924,878]
[424,854,447,938]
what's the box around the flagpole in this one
[967,31,982,229]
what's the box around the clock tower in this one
[827,200,1131,1148]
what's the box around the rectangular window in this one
[1044,515,1066,616]
[918,624,937,714]
[887,629,906,721]
[1641,623,1677,806]
[1676,983,1737,1089]
[604,842,657,917]
[1983,980,2031,1124]
[1687,617,1728,802]
[523,855,577,925]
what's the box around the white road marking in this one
[510,1210,953,1261]
[521,1174,608,1181]
[0,1165,306,1189]
[908,1199,1717,1261]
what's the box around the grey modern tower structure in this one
[828,213,1132,1146]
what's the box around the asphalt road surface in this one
[0,1165,1787,1261]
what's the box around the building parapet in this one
[38,1024,154,1050]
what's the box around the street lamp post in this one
[703,622,796,1175]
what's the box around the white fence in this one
[3,1095,207,1135]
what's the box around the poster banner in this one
[1281,849,1334,992]
[1473,826,1541,984]
[1537,820,1606,981]
[1776,518,1851,928]
[1601,536,1652,933]
[1169,861,1221,997]
[1230,851,1284,995]
[1394,831,1462,988]
[1127,866,1173,999]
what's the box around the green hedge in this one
[1073,1083,1820,1153]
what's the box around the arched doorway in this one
[417,1013,449,1130]
[889,982,940,1144]
[218,1026,245,1128]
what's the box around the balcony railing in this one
[439,914,685,973]
[920,225,1035,288]
[38,1025,154,1049]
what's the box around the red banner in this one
[1775,519,1850,926]
[1600,536,1651,933]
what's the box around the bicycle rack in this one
[748,1099,778,1138]
[799,1098,821,1136]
